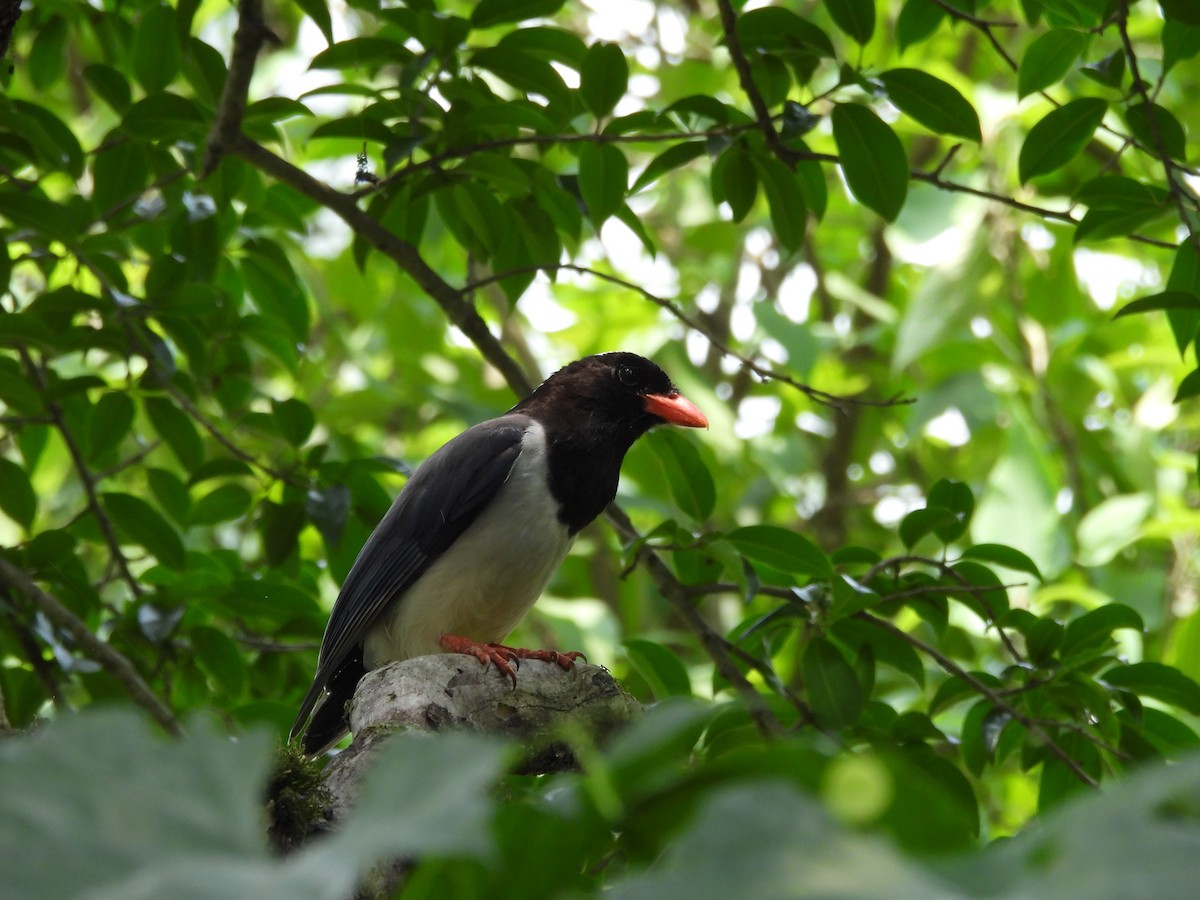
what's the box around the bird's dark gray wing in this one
[291,416,532,743]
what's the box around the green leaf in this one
[471,46,570,107]
[1103,663,1200,715]
[879,69,981,142]
[831,104,909,221]
[804,637,864,728]
[143,396,205,472]
[0,458,37,529]
[0,191,81,247]
[624,639,693,699]
[260,500,305,567]
[1160,0,1200,26]
[308,37,412,71]
[1018,97,1107,183]
[102,492,186,570]
[308,116,396,145]
[1018,29,1089,98]
[189,484,254,527]
[949,560,1010,621]
[648,430,715,522]
[899,507,959,548]
[87,393,135,464]
[753,155,808,251]
[736,7,835,56]
[1174,370,1200,402]
[28,15,68,91]
[1125,102,1188,162]
[897,0,945,52]
[148,468,191,527]
[959,544,1043,580]
[122,93,207,142]
[295,0,334,44]
[726,525,832,578]
[825,0,876,44]
[83,64,132,114]
[578,143,628,227]
[1062,604,1144,656]
[471,0,565,29]
[1076,176,1170,211]
[1163,21,1200,72]
[0,363,44,416]
[580,42,628,119]
[271,398,315,447]
[133,6,181,93]
[928,479,974,541]
[1080,50,1125,88]
[1115,290,1200,319]
[632,142,707,193]
[190,626,246,698]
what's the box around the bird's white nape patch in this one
[363,421,574,667]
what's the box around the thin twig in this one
[858,612,1098,787]
[464,262,913,410]
[0,557,182,737]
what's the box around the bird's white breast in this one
[362,422,573,667]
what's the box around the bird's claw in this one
[439,634,584,686]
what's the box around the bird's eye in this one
[616,365,640,387]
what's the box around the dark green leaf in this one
[1163,21,1200,72]
[28,15,68,91]
[929,479,974,540]
[1174,370,1200,402]
[260,500,305,567]
[632,142,707,193]
[86,393,135,464]
[1076,176,1170,211]
[580,43,628,119]
[102,492,186,570]
[949,560,1010,621]
[1114,290,1200,319]
[737,7,835,56]
[752,155,807,251]
[1160,0,1200,26]
[879,69,981,142]
[805,637,864,728]
[0,191,81,247]
[1080,50,1125,88]
[578,143,628,226]
[295,0,334,44]
[471,0,565,29]
[1125,102,1188,162]
[272,398,315,447]
[713,147,757,222]
[309,116,396,145]
[143,397,205,472]
[191,626,246,698]
[1166,243,1200,354]
[1063,604,1144,656]
[83,64,132,114]
[648,430,715,521]
[309,37,413,71]
[726,525,832,577]
[1018,29,1089,98]
[0,458,37,529]
[307,484,351,546]
[471,46,570,107]
[959,544,1044,580]
[831,104,909,221]
[897,0,945,52]
[1103,663,1200,714]
[825,0,876,44]
[148,468,191,527]
[624,639,693,699]
[1018,97,1107,183]
[190,484,253,527]
[899,507,959,548]
[133,6,181,93]
[122,93,207,142]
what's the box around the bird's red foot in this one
[439,634,586,686]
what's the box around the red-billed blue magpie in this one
[292,352,707,753]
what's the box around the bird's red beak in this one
[644,391,708,428]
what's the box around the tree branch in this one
[202,0,275,178]
[0,557,182,738]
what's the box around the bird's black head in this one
[513,352,707,532]
[516,352,707,439]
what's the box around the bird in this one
[291,352,708,753]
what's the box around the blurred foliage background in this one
[3,0,1200,896]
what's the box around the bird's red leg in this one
[439,634,586,685]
